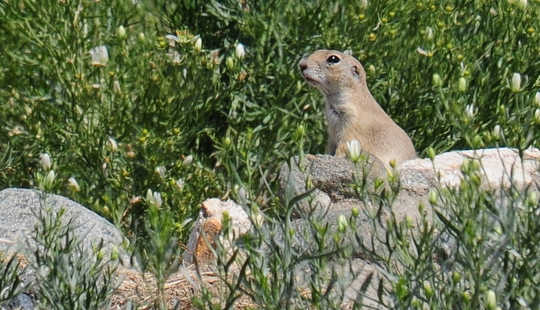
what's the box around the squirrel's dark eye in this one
[327,55,341,64]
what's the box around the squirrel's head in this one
[299,50,367,96]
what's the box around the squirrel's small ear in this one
[351,65,360,79]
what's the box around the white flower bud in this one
[346,139,362,163]
[235,43,245,59]
[511,73,521,92]
[113,80,121,94]
[107,137,118,152]
[534,92,540,106]
[458,77,467,92]
[90,45,109,67]
[165,34,179,47]
[67,177,80,192]
[117,25,126,39]
[154,166,166,179]
[145,189,162,208]
[39,153,52,170]
[492,125,501,139]
[44,170,56,187]
[485,290,496,310]
[337,215,348,232]
[465,104,475,118]
[535,109,540,124]
[194,37,202,52]
[183,155,193,166]
[175,178,184,191]
[425,27,434,40]
[432,73,442,87]
[226,56,235,69]
[429,190,438,205]
[423,281,433,298]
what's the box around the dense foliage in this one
[0,0,538,308]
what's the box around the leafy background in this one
[0,0,538,242]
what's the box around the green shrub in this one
[31,203,119,309]
[194,158,539,309]
[0,0,538,307]
[0,253,25,306]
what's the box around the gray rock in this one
[278,148,540,308]
[0,188,131,309]
[2,293,34,310]
[0,188,126,259]
[280,148,540,223]
[279,154,386,215]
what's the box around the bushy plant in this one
[193,155,539,309]
[0,0,538,307]
[0,253,25,306]
[31,203,119,309]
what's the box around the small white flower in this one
[194,37,202,52]
[90,46,109,67]
[511,73,521,92]
[113,80,121,94]
[465,104,476,118]
[492,125,501,139]
[154,166,166,179]
[174,178,184,191]
[346,140,362,163]
[107,137,118,152]
[416,47,429,56]
[235,43,246,59]
[39,153,52,170]
[165,34,179,47]
[210,49,221,65]
[167,50,182,64]
[425,27,434,40]
[67,177,80,192]
[145,189,162,208]
[183,155,193,166]
[44,170,56,186]
[117,25,126,39]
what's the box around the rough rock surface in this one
[278,147,539,308]
[280,148,540,220]
[400,147,540,190]
[0,188,129,310]
[0,188,126,259]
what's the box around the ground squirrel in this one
[299,49,417,166]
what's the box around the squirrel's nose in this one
[299,61,308,72]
